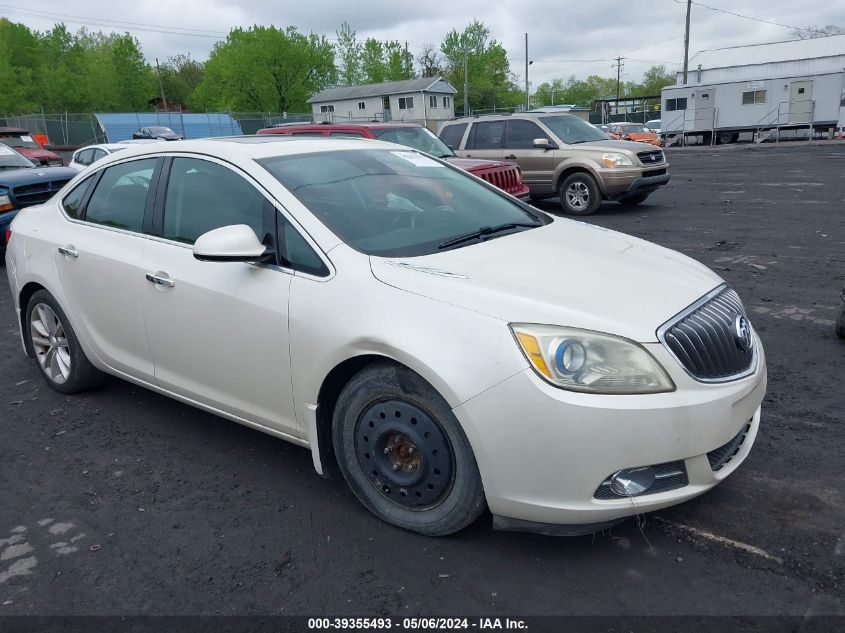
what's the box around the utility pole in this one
[155,58,168,112]
[524,33,530,111]
[613,57,624,102]
[463,52,469,116]
[682,0,692,85]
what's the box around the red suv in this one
[257,122,529,200]
[0,128,63,166]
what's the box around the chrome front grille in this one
[637,150,664,165]
[658,285,756,382]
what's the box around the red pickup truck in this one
[0,128,63,166]
[257,122,530,200]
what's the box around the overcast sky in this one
[2,0,844,84]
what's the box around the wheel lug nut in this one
[383,447,391,454]
[407,447,415,455]
[392,464,400,471]
[408,464,416,471]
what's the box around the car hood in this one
[444,157,515,172]
[0,166,77,186]
[15,147,61,160]
[568,139,660,154]
[369,219,722,342]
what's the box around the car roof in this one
[76,143,129,152]
[0,127,29,135]
[88,135,407,164]
[267,121,423,131]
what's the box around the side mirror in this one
[533,138,552,150]
[193,224,272,263]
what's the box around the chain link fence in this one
[0,112,315,149]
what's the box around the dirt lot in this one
[1,141,843,617]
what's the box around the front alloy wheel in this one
[559,172,601,215]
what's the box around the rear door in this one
[461,120,505,161]
[502,119,556,193]
[54,158,160,382]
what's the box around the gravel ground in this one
[0,141,843,617]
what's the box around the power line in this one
[672,0,820,35]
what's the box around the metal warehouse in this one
[661,34,845,144]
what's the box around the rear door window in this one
[467,121,505,149]
[84,159,156,232]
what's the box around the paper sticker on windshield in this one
[0,144,15,155]
[391,151,443,167]
[21,135,34,143]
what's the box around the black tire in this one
[332,361,486,536]
[717,131,735,145]
[559,172,601,215]
[24,289,105,394]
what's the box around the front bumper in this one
[453,342,766,528]
[600,168,670,199]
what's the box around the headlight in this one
[0,189,13,212]
[601,152,634,168]
[510,324,675,394]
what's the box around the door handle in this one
[57,246,78,258]
[145,273,175,288]
[504,154,517,160]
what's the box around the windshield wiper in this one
[438,221,540,250]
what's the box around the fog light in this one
[610,467,656,497]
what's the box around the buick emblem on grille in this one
[733,315,753,351]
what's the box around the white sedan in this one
[4,138,766,536]
[68,143,130,171]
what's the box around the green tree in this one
[361,38,386,83]
[335,21,362,85]
[440,20,518,113]
[158,54,204,108]
[193,25,337,112]
[0,18,44,113]
[627,65,674,97]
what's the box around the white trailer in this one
[661,35,845,145]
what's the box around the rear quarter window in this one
[439,123,467,149]
[61,177,95,219]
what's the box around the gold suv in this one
[439,113,670,215]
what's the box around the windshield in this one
[0,135,39,149]
[149,127,175,134]
[260,149,547,257]
[539,115,607,144]
[621,124,652,133]
[372,127,454,158]
[0,144,35,169]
